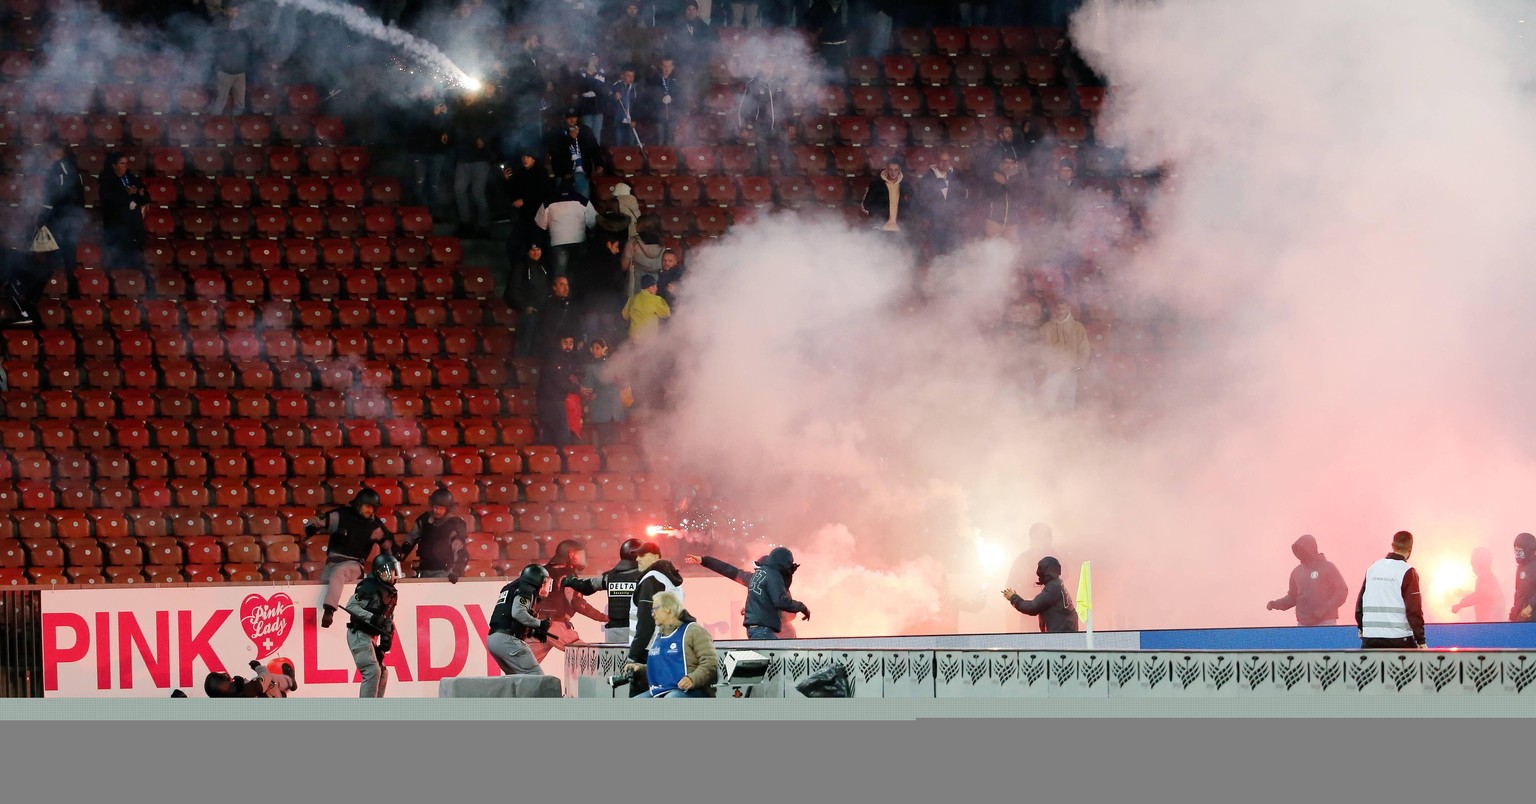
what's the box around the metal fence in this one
[1,589,43,698]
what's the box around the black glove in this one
[304,522,323,537]
[448,572,460,584]
[249,660,263,672]
[375,645,387,662]
[560,575,577,589]
[800,606,811,621]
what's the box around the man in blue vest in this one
[1355,530,1426,649]
[623,590,718,698]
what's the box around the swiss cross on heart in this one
[239,592,295,660]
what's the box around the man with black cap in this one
[623,541,685,696]
[528,540,609,664]
[1355,530,1426,649]
[303,488,393,628]
[1510,532,1536,622]
[688,546,810,639]
[487,563,554,676]
[345,553,402,697]
[1265,534,1350,626]
[1002,556,1080,633]
[395,487,469,582]
[563,537,646,644]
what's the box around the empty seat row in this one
[0,381,586,423]
[0,442,644,479]
[0,77,334,117]
[140,206,430,242]
[0,495,657,543]
[0,112,344,149]
[0,353,519,393]
[26,296,504,331]
[0,471,668,512]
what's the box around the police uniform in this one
[397,510,469,580]
[309,501,391,624]
[487,566,551,676]
[344,555,400,697]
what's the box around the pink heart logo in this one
[240,592,296,660]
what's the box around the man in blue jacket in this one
[688,547,810,640]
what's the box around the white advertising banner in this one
[40,575,749,697]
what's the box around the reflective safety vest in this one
[1360,557,1412,639]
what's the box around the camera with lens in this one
[608,670,634,688]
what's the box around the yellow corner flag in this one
[1075,561,1092,622]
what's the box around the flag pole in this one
[1077,561,1094,650]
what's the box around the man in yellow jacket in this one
[622,273,672,342]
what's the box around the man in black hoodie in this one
[1511,532,1536,623]
[1265,534,1350,626]
[688,546,810,640]
[1003,556,1080,633]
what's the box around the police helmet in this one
[372,553,402,583]
[619,538,645,561]
[518,563,551,597]
[429,487,454,509]
[353,487,382,511]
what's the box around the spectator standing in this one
[509,242,554,356]
[1511,532,1536,622]
[1003,556,1080,633]
[534,179,599,277]
[501,151,554,258]
[406,90,453,213]
[622,275,672,343]
[209,5,251,115]
[451,85,500,238]
[1038,301,1090,412]
[536,333,585,446]
[860,159,913,234]
[1265,534,1350,626]
[38,141,87,276]
[1450,546,1505,623]
[97,151,148,271]
[581,338,628,449]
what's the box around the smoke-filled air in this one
[630,0,1536,635]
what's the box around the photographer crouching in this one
[620,591,717,699]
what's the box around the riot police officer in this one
[487,564,554,676]
[562,537,644,644]
[344,553,401,698]
[303,488,394,628]
[395,487,470,581]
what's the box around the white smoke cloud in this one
[270,0,478,88]
[632,0,1536,634]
